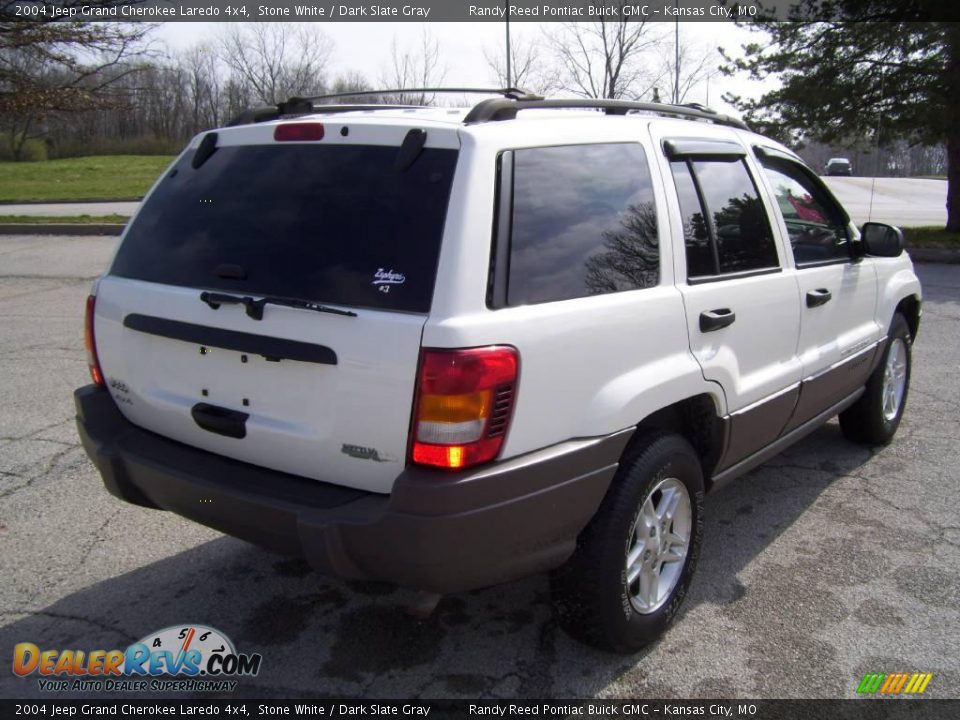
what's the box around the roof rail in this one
[226,87,543,127]
[223,90,747,131]
[462,97,748,130]
[301,87,543,103]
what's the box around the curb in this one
[0,198,141,205]
[908,248,960,264]
[0,223,125,236]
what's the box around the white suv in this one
[76,91,921,652]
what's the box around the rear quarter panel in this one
[425,120,725,459]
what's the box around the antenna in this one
[674,5,680,104]
[867,74,885,223]
[505,1,512,89]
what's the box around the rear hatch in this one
[93,119,459,493]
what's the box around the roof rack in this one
[303,87,543,103]
[462,97,748,130]
[225,87,543,127]
[224,89,747,131]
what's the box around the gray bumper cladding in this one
[75,385,629,593]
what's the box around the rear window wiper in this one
[200,291,357,320]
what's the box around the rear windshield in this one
[111,142,458,313]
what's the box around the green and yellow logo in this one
[857,672,934,695]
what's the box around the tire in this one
[839,313,912,446]
[551,433,704,653]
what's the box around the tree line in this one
[1,13,720,160]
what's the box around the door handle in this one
[699,308,736,332]
[191,403,249,439]
[806,288,833,308]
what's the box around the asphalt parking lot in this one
[0,234,957,700]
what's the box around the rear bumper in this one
[76,385,630,593]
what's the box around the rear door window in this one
[670,162,715,278]
[670,158,779,280]
[111,143,459,313]
[503,143,659,306]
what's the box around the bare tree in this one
[545,2,666,100]
[327,70,375,103]
[660,34,721,105]
[484,35,559,95]
[182,43,223,130]
[125,64,185,141]
[0,3,153,158]
[217,23,333,105]
[379,30,447,105]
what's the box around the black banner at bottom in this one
[2,699,958,720]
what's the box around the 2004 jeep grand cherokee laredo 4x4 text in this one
[76,91,921,652]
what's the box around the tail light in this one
[84,295,105,386]
[411,346,519,470]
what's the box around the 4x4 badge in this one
[372,268,406,293]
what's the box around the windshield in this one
[111,142,458,313]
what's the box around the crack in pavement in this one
[1,610,131,642]
[0,418,75,444]
[73,508,123,572]
[0,342,83,358]
[0,344,82,355]
[847,471,955,546]
[0,283,85,304]
[0,437,78,448]
[918,308,960,323]
[911,388,960,413]
[0,444,83,500]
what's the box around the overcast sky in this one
[155,21,774,115]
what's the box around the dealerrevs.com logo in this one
[13,624,262,693]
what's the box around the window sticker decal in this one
[372,268,406,293]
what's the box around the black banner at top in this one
[6,0,960,23]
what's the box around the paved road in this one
[0,235,957,700]
[0,201,139,217]
[822,177,946,227]
[0,177,948,229]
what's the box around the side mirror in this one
[861,222,904,257]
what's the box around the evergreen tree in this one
[723,4,959,231]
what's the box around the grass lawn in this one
[0,214,128,224]
[902,226,960,249]
[0,156,174,202]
